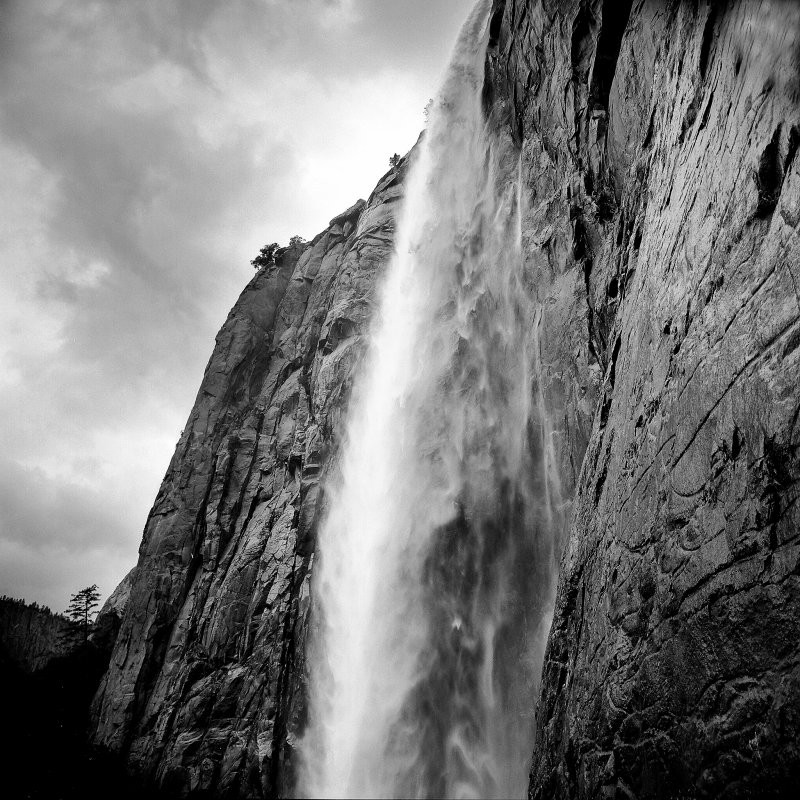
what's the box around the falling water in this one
[299,2,561,797]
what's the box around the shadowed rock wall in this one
[487,0,800,796]
[0,596,72,672]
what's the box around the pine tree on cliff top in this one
[65,584,100,645]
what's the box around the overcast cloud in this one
[0,0,472,611]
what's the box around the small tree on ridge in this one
[65,584,100,645]
[251,243,280,270]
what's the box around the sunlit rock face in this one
[487,0,800,796]
[91,172,405,797]
[93,0,800,797]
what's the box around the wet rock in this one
[487,0,800,796]
[91,1,800,795]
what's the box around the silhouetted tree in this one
[389,153,401,168]
[65,585,100,645]
[251,242,280,270]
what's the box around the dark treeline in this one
[0,594,64,619]
[0,594,177,799]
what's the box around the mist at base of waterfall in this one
[298,2,562,797]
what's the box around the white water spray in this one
[299,3,561,797]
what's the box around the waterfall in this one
[299,2,561,797]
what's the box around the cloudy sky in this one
[0,0,472,612]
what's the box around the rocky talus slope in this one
[92,1,800,797]
[91,163,406,797]
[487,0,800,796]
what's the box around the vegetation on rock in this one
[252,237,306,270]
[251,242,280,270]
[65,584,100,645]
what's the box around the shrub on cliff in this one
[252,237,306,270]
[251,242,280,269]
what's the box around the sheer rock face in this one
[488,0,800,796]
[91,567,137,653]
[94,1,800,797]
[91,163,406,798]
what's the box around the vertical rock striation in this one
[93,1,800,796]
[487,0,800,796]
[92,160,407,797]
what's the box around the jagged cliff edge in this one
[92,159,406,796]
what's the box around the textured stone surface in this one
[93,1,800,796]
[488,0,800,796]
[91,160,406,797]
[91,567,137,653]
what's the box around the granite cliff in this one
[92,161,406,797]
[486,0,800,796]
[92,1,800,797]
